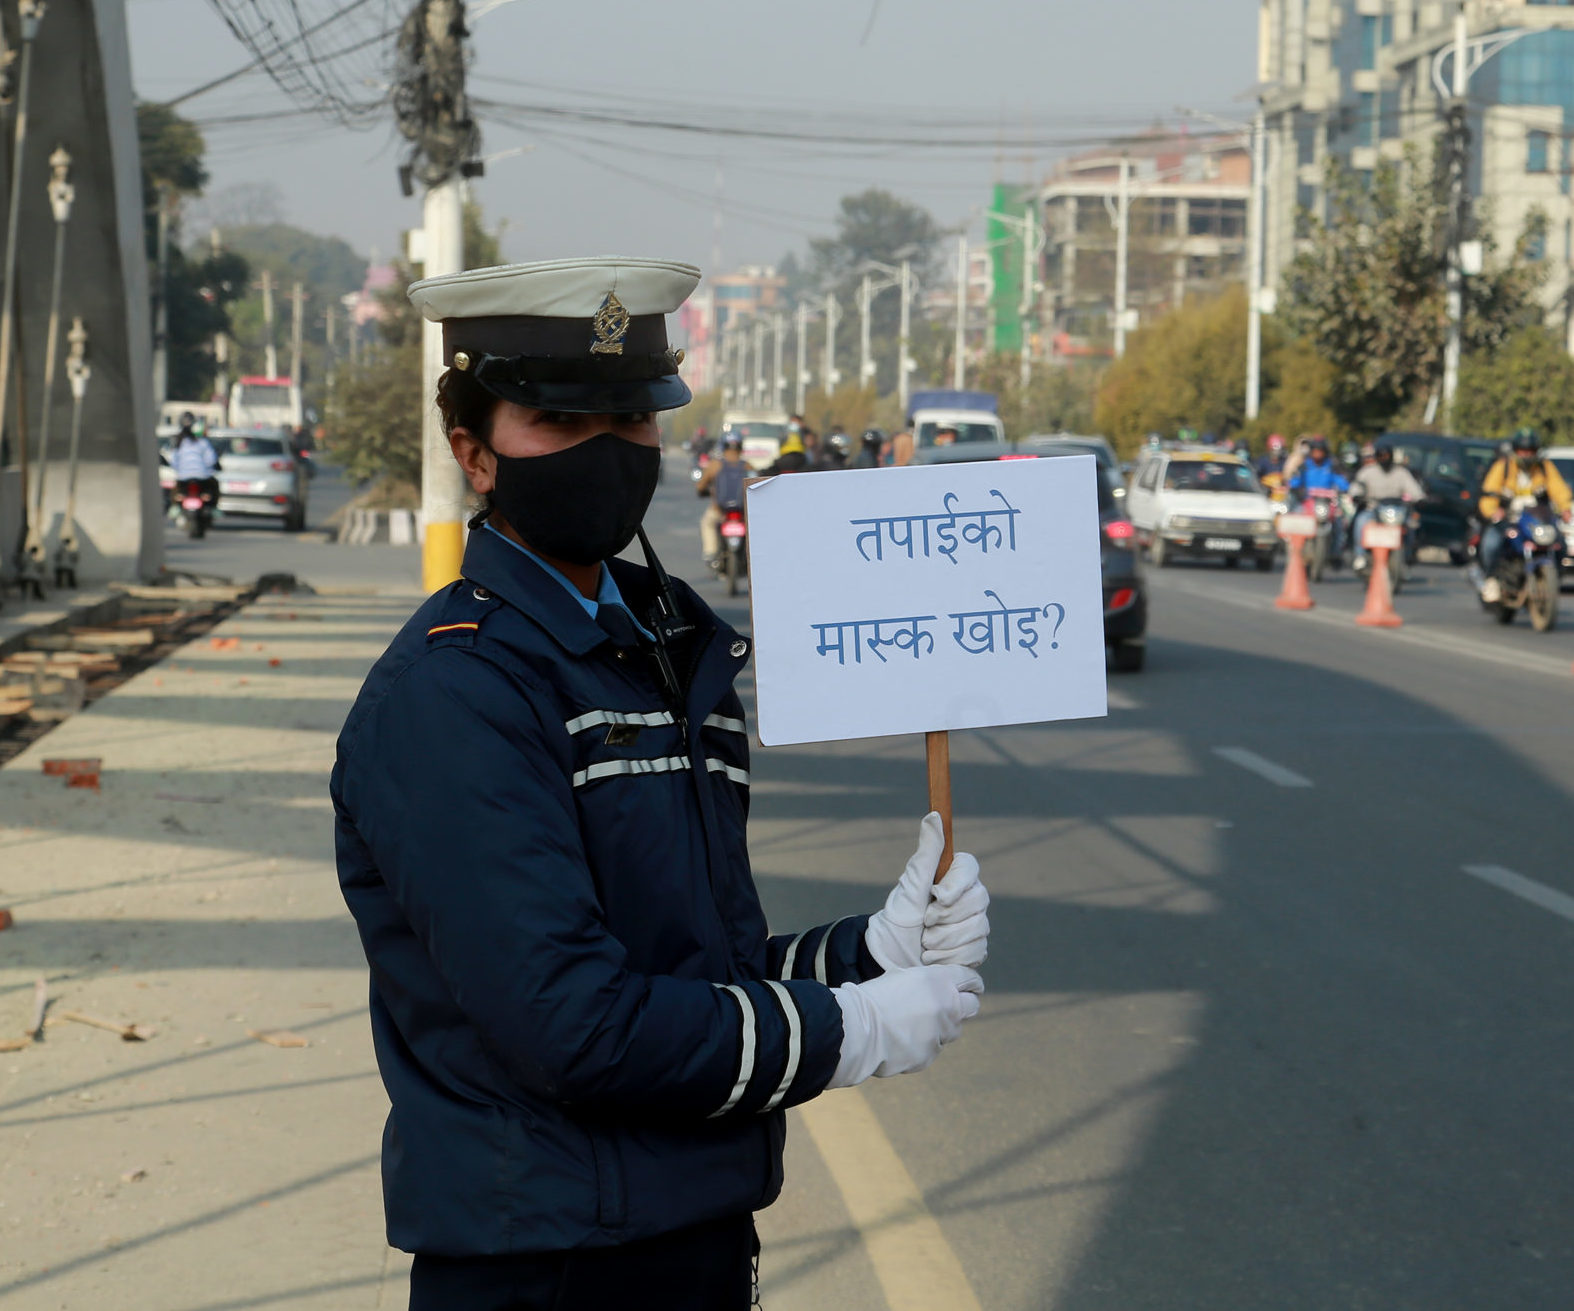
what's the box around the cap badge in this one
[590,292,631,356]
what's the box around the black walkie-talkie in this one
[636,528,697,709]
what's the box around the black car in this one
[1377,432,1499,563]
[906,438,1147,671]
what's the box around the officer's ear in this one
[449,427,496,496]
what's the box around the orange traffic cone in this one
[1275,535,1314,610]
[1355,547,1403,627]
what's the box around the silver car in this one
[210,428,308,531]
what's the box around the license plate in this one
[222,481,248,493]
[1205,537,1242,551]
[720,522,746,539]
[1276,514,1316,538]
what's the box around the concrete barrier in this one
[338,509,422,546]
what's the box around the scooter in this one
[1480,495,1561,631]
[716,507,747,597]
[172,478,216,539]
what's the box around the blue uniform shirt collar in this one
[475,523,655,642]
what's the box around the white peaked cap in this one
[408,256,702,322]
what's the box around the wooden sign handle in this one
[925,730,954,882]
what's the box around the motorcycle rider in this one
[1348,441,1424,573]
[852,427,884,470]
[814,431,851,471]
[763,431,810,476]
[1477,428,1573,585]
[696,432,749,570]
[1287,436,1351,558]
[169,411,220,510]
[1255,433,1287,480]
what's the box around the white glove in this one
[827,964,983,1089]
[865,812,991,972]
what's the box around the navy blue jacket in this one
[332,528,878,1255]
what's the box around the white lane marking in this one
[1213,746,1313,788]
[1462,865,1574,926]
[798,1088,984,1311]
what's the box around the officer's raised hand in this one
[864,811,992,971]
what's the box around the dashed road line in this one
[798,1088,984,1311]
[1462,864,1574,926]
[1213,746,1313,788]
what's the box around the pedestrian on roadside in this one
[331,257,991,1311]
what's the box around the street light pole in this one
[898,258,913,417]
[1441,6,1468,430]
[858,274,872,387]
[795,301,809,413]
[823,292,840,394]
[954,234,968,390]
[752,317,765,407]
[1019,200,1036,390]
[1113,155,1131,359]
[772,310,785,410]
[21,143,72,588]
[1245,109,1266,421]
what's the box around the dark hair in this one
[435,367,501,528]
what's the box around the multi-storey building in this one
[1033,134,1252,358]
[1259,0,1574,324]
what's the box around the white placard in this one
[1362,523,1403,551]
[1277,513,1316,539]
[746,458,1108,746]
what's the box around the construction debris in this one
[0,908,13,931]
[58,1010,156,1042]
[246,1029,309,1049]
[120,1168,148,1184]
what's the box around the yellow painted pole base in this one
[422,520,465,594]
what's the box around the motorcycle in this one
[1352,497,1419,596]
[715,507,748,597]
[172,478,216,539]
[1480,494,1561,631]
[1299,488,1346,582]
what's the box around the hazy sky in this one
[128,0,1257,274]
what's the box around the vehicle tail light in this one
[1108,588,1135,610]
[999,454,1038,461]
[270,460,294,471]
[1103,520,1135,542]
[272,494,290,504]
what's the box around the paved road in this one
[648,479,1574,1309]
[4,470,1569,1309]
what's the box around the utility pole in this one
[795,300,809,413]
[259,269,279,378]
[1112,155,1131,360]
[897,258,913,417]
[823,293,840,394]
[858,274,874,388]
[289,281,306,388]
[1019,199,1037,390]
[752,317,765,408]
[772,310,785,411]
[211,229,230,402]
[152,183,171,409]
[324,302,337,393]
[954,234,968,390]
[1245,110,1267,420]
[1441,6,1469,431]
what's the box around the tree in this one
[1281,147,1547,432]
[137,103,250,401]
[1455,326,1574,441]
[970,354,1104,440]
[324,199,503,494]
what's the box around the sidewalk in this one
[0,582,902,1311]
[0,588,423,1310]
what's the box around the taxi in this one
[1125,446,1280,570]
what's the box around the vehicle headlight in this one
[1531,523,1560,546]
[1254,520,1275,535]
[1377,504,1404,524]
[1313,500,1331,521]
[1167,515,1193,531]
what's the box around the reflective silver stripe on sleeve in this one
[779,934,804,981]
[709,984,757,1118]
[760,981,803,1113]
[705,758,751,786]
[702,713,747,735]
[564,709,676,735]
[814,916,853,985]
[571,755,691,788]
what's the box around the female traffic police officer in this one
[331,258,991,1310]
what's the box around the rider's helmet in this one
[1267,433,1285,453]
[1308,436,1329,459]
[826,432,852,458]
[1373,440,1394,468]
[860,427,884,447]
[1512,427,1541,455]
[720,432,742,451]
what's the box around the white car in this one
[1126,448,1280,570]
[1544,445,1574,574]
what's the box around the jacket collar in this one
[460,525,609,656]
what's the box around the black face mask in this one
[488,432,661,566]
